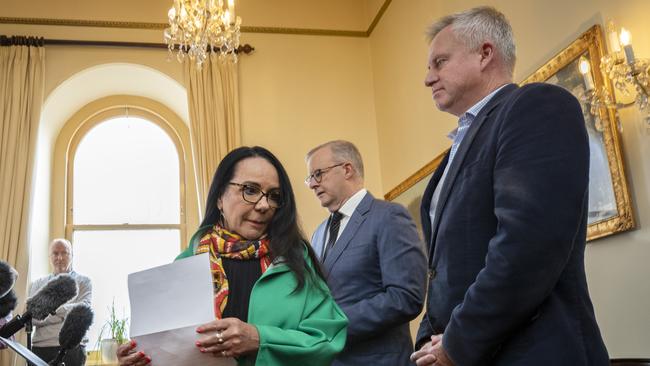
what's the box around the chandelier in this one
[164,0,242,66]
[581,21,650,125]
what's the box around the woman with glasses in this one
[117,146,347,366]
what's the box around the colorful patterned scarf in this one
[194,225,271,318]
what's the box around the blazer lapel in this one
[429,84,517,265]
[421,151,450,262]
[323,193,373,277]
[312,220,328,260]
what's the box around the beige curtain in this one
[0,38,45,366]
[184,53,241,214]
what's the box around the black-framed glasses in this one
[304,163,345,185]
[229,182,283,208]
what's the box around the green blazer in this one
[177,236,348,366]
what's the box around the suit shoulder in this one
[516,82,577,101]
[370,197,403,210]
[503,82,582,118]
[369,198,411,220]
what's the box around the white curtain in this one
[184,54,241,215]
[0,37,45,366]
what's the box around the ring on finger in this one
[216,331,224,344]
[221,350,227,357]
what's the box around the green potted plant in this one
[99,300,128,364]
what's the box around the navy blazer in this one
[312,193,427,366]
[416,83,609,365]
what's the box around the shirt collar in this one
[448,84,508,140]
[337,188,367,218]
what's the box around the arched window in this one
[61,101,195,350]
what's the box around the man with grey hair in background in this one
[306,140,427,365]
[29,238,92,366]
[411,6,608,366]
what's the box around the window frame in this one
[65,106,187,240]
[52,95,199,254]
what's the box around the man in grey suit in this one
[306,140,427,366]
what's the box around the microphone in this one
[0,261,17,298]
[50,304,94,366]
[0,274,77,338]
[0,289,17,319]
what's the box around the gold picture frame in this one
[385,24,634,242]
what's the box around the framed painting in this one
[384,150,447,239]
[521,24,634,240]
[385,24,634,241]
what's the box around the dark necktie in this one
[322,211,343,261]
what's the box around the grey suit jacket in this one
[312,192,427,366]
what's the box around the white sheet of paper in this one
[128,253,236,366]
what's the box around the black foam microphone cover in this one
[0,261,17,298]
[0,274,77,338]
[0,289,17,319]
[59,304,94,349]
[27,274,78,320]
[50,304,94,366]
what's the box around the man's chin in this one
[434,100,449,112]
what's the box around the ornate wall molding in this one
[0,0,392,38]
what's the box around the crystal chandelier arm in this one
[632,72,650,97]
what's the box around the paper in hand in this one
[128,253,235,365]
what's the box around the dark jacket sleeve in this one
[415,311,435,350]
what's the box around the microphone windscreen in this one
[26,274,78,320]
[0,261,17,298]
[0,289,17,318]
[58,304,94,350]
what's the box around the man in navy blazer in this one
[306,140,427,366]
[410,6,609,366]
